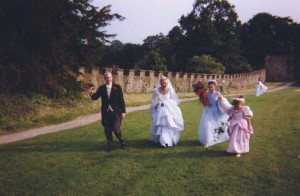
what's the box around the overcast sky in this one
[92,0,300,44]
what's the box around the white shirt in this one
[106,83,112,98]
[106,83,113,111]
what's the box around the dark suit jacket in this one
[90,83,126,125]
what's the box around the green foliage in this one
[0,87,299,195]
[187,55,225,74]
[1,0,299,99]
[100,5,300,79]
[0,92,196,132]
[100,34,175,71]
[140,51,167,71]
[97,0,300,76]
[100,42,145,69]
[240,13,299,71]
[142,33,175,70]
[170,0,246,73]
[0,0,123,98]
[0,93,99,131]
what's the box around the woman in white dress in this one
[254,78,268,97]
[198,80,230,147]
[150,76,184,147]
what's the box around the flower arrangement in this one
[192,81,208,106]
[214,121,229,135]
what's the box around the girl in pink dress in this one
[226,96,254,157]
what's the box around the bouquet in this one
[192,81,209,106]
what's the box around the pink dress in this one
[226,106,254,154]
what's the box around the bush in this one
[187,55,225,74]
[0,93,99,131]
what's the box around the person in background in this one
[254,77,268,96]
[88,72,126,152]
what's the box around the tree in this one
[240,13,295,70]
[187,55,225,74]
[169,0,247,73]
[142,33,176,71]
[0,0,123,97]
[167,26,186,71]
[120,44,145,69]
[111,40,125,50]
[99,42,144,69]
[138,51,167,71]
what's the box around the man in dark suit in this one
[88,72,126,152]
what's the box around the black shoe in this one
[121,143,126,149]
[106,146,114,152]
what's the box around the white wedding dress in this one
[150,88,184,147]
[254,81,268,96]
[198,92,230,146]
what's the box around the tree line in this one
[0,0,299,98]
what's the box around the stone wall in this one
[265,56,293,82]
[78,67,266,93]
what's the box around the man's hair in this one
[104,71,112,77]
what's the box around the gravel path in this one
[0,82,294,145]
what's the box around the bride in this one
[150,76,184,147]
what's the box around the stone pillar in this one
[174,72,180,90]
[183,73,187,79]
[139,70,147,93]
[167,72,172,79]
[203,74,208,82]
[90,67,99,87]
[92,67,99,76]
[77,67,86,81]
[140,70,145,78]
[79,67,86,74]
[158,72,164,79]
[149,71,155,89]
[196,74,202,82]
[115,69,124,89]
[125,70,135,93]
[190,74,195,92]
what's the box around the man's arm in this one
[118,85,126,114]
[89,86,101,100]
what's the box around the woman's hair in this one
[232,95,245,106]
[207,80,217,86]
[159,76,168,85]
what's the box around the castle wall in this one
[265,56,293,82]
[78,67,266,93]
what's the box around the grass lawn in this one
[0,82,284,133]
[0,86,299,195]
[0,92,195,133]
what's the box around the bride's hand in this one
[155,103,159,109]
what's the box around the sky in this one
[92,0,300,44]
